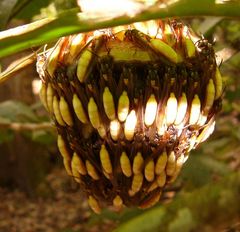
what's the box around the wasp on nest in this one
[36,20,223,213]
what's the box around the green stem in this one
[0,0,240,58]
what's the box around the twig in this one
[0,121,54,131]
[216,47,239,65]
[0,52,37,84]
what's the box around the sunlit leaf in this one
[1,0,240,58]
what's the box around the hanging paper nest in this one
[37,20,222,213]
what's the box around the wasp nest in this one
[37,20,222,213]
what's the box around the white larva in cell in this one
[124,110,137,141]
[77,49,92,83]
[118,91,129,122]
[103,87,116,120]
[144,94,158,126]
[166,93,178,125]
[110,119,121,141]
[53,96,65,126]
[59,96,73,126]
[120,152,132,177]
[72,94,88,123]
[189,94,201,125]
[88,97,101,129]
[100,144,113,174]
[174,93,188,125]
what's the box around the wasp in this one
[36,20,222,212]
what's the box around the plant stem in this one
[0,0,240,58]
[0,121,53,131]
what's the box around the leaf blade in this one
[1,0,240,58]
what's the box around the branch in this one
[0,52,37,84]
[0,121,53,131]
[216,47,239,65]
[0,0,240,58]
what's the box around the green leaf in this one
[1,0,240,58]
[31,130,55,145]
[12,0,79,21]
[168,208,195,232]
[0,100,39,122]
[181,152,230,190]
[114,207,166,232]
[13,0,51,20]
[115,172,240,232]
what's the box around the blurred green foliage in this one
[0,100,55,145]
